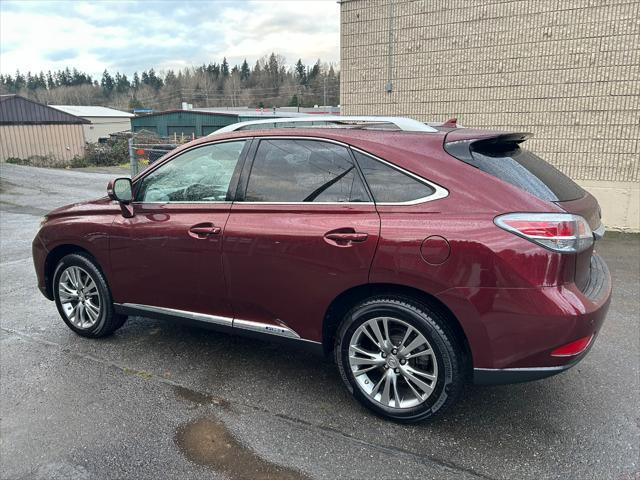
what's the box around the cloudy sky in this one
[0,0,340,77]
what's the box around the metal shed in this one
[0,94,88,163]
[130,109,291,138]
[51,105,133,143]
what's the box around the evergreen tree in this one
[295,59,306,85]
[240,59,250,82]
[115,72,130,93]
[206,62,220,80]
[101,69,114,96]
[37,72,47,89]
[63,67,72,86]
[221,57,229,78]
[14,71,26,90]
[46,71,55,89]
[146,69,163,90]
[267,53,280,91]
[1,52,340,110]
[308,60,321,82]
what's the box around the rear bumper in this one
[437,253,612,383]
[473,336,596,384]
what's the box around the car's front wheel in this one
[335,296,466,422]
[53,253,126,338]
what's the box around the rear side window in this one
[469,147,585,202]
[244,139,370,203]
[353,151,436,203]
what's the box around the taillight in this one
[551,334,594,357]
[495,213,593,253]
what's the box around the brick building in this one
[340,0,639,230]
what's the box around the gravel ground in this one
[1,163,638,480]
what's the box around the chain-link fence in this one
[128,131,188,176]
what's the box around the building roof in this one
[133,109,260,119]
[50,105,134,118]
[193,108,308,118]
[0,94,89,125]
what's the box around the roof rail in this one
[210,116,438,135]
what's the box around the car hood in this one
[46,196,120,218]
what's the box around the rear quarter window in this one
[469,148,585,202]
[352,150,436,203]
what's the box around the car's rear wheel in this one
[53,253,126,338]
[335,296,466,422]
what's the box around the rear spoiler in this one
[444,132,532,163]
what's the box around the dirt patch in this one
[175,417,310,480]
[122,367,153,379]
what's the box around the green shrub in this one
[84,138,129,167]
[5,155,62,168]
[5,138,130,169]
[5,157,30,165]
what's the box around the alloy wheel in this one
[348,316,438,409]
[57,266,102,329]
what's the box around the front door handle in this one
[189,223,222,238]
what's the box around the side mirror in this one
[107,177,133,204]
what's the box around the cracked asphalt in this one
[1,163,638,480]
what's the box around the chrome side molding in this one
[116,303,305,341]
[120,303,233,326]
[233,318,300,339]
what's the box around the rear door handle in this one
[324,230,369,245]
[325,232,368,242]
[189,223,222,238]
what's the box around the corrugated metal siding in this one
[0,124,86,163]
[131,112,241,137]
[0,95,88,125]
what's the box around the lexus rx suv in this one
[32,117,611,422]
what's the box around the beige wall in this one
[578,180,639,232]
[82,117,132,143]
[0,124,86,163]
[340,0,640,230]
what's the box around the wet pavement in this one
[1,163,638,479]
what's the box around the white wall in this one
[83,117,131,143]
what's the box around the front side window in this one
[353,150,436,203]
[244,139,370,203]
[135,140,247,202]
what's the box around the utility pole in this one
[323,77,327,106]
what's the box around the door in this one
[109,139,250,320]
[223,138,380,341]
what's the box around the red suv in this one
[32,117,611,422]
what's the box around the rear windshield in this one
[469,147,585,202]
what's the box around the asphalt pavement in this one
[0,163,638,480]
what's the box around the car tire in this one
[52,253,127,338]
[335,295,466,422]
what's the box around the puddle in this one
[173,385,231,410]
[175,417,310,480]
